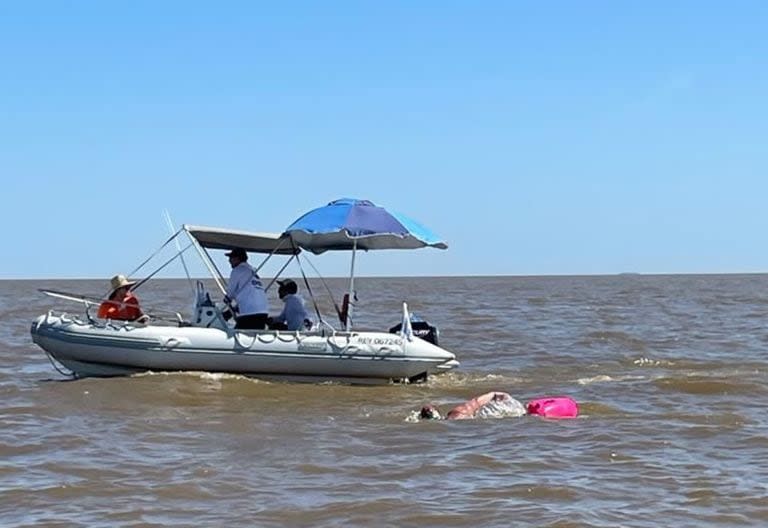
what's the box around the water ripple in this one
[3,275,768,527]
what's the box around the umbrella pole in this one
[346,239,357,330]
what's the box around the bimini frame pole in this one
[183,225,227,296]
[165,210,195,298]
[345,238,357,330]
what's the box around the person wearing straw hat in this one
[97,274,148,322]
[224,248,269,329]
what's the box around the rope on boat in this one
[164,210,196,299]
[256,333,276,344]
[293,252,327,328]
[234,330,299,348]
[276,332,297,342]
[43,350,76,379]
[234,332,260,349]
[131,242,195,292]
[302,256,345,326]
[125,227,186,287]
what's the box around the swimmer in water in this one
[419,391,525,420]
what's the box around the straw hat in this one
[109,274,136,296]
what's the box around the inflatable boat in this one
[31,201,460,383]
[31,307,458,383]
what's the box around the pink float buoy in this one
[526,396,579,418]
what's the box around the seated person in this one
[97,274,148,322]
[268,279,312,331]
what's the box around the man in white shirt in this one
[224,248,269,329]
[269,279,312,331]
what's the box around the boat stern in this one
[407,336,459,375]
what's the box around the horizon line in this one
[3,271,768,281]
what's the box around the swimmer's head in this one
[419,405,442,420]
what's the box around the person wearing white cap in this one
[268,279,312,331]
[97,274,148,322]
[224,248,269,329]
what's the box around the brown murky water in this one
[2,275,768,527]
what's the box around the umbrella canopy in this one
[284,198,448,254]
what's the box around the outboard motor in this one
[389,313,439,346]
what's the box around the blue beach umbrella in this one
[284,198,448,254]
[284,198,448,329]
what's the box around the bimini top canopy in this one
[184,225,299,255]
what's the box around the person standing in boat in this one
[268,279,312,331]
[224,248,269,329]
[97,274,148,322]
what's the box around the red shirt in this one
[97,292,144,321]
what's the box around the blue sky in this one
[1,1,767,279]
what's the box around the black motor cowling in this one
[389,317,439,346]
